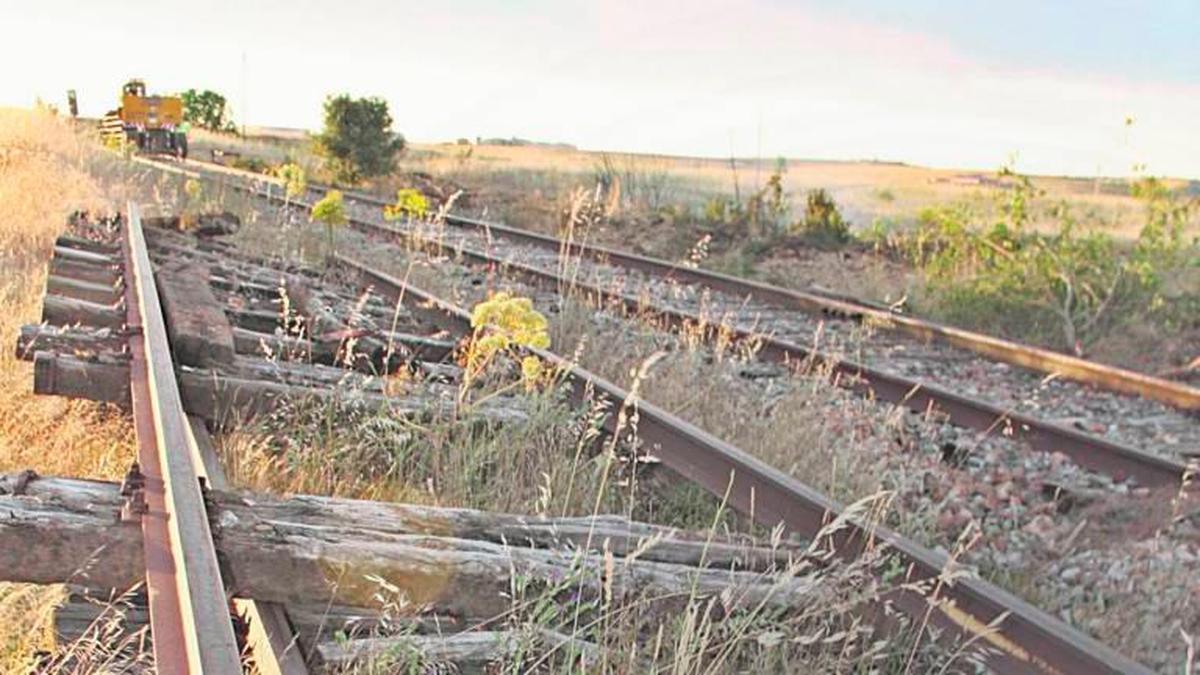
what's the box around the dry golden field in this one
[193,127,1198,241]
[190,127,1199,374]
[406,141,1190,238]
[0,107,150,671]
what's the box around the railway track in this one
[21,207,536,672]
[333,254,1160,675]
[248,172,1198,491]
[79,206,246,672]
[142,159,1200,492]
[135,157,1183,672]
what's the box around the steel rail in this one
[334,254,1152,675]
[123,203,242,673]
[155,157,1200,411]
[341,212,1191,488]
[419,200,1200,412]
[138,159,1158,671]
[142,160,1191,486]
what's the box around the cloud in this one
[3,0,1196,177]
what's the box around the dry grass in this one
[190,196,983,672]
[109,134,1196,671]
[0,107,140,672]
[186,127,1199,242]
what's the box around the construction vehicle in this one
[100,79,188,158]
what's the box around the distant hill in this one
[478,136,577,150]
[244,126,310,141]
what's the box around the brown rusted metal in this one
[435,213,1200,411]
[288,175,1200,412]
[123,203,242,674]
[336,255,1153,675]
[189,416,309,675]
[340,215,1191,489]
[155,163,1188,486]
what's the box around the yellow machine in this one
[100,80,188,158]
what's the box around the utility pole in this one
[240,50,248,137]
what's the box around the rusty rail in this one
[144,156,1200,412]
[122,203,243,672]
[140,158,1170,671]
[354,215,1190,487]
[334,254,1153,675]
[432,212,1200,412]
[141,160,1193,487]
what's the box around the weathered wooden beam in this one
[33,352,129,403]
[52,592,565,675]
[377,330,458,363]
[145,233,321,282]
[284,277,388,358]
[210,274,281,300]
[46,275,121,305]
[53,589,149,644]
[228,307,284,334]
[16,325,126,361]
[314,630,598,672]
[156,260,236,367]
[0,473,143,591]
[49,257,121,286]
[1,474,810,618]
[55,235,118,255]
[224,356,384,392]
[53,245,117,266]
[41,295,124,329]
[241,495,798,572]
[285,604,461,656]
[233,327,322,360]
[30,352,526,425]
[231,327,456,370]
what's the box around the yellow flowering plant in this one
[459,292,551,404]
[276,162,307,199]
[383,188,429,220]
[311,190,347,260]
[180,178,204,229]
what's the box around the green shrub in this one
[792,189,850,248]
[906,171,1197,354]
[383,188,429,220]
[311,190,347,259]
[230,155,270,174]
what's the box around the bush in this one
[906,171,1197,354]
[230,156,270,174]
[792,189,850,248]
[311,190,347,259]
[383,188,429,220]
[315,94,405,184]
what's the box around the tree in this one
[315,94,405,184]
[181,89,234,132]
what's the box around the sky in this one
[3,0,1198,178]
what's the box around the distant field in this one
[189,125,1198,374]
[200,127,1197,242]
[401,141,1197,240]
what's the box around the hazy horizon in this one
[7,1,1198,179]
